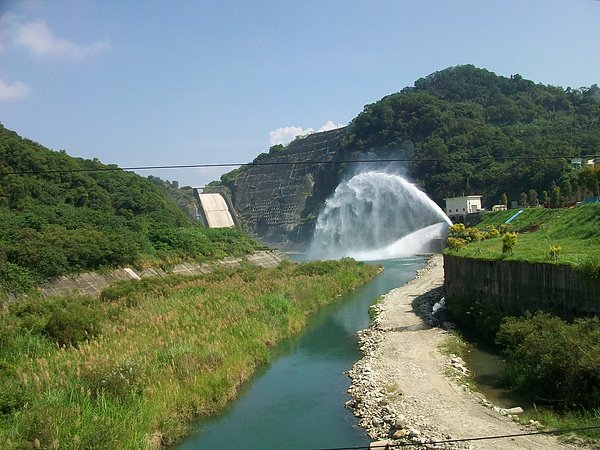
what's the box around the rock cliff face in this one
[222,127,348,247]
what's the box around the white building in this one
[445,195,483,215]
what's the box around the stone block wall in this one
[228,127,347,246]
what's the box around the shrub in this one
[483,226,500,239]
[0,361,29,415]
[9,296,104,347]
[577,256,600,280]
[466,227,484,243]
[0,262,35,294]
[43,301,102,347]
[448,223,467,239]
[548,245,561,261]
[446,237,467,251]
[294,260,339,276]
[498,223,511,234]
[501,232,517,255]
[496,313,600,408]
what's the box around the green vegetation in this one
[444,204,600,270]
[0,259,379,448]
[213,66,600,243]
[496,313,600,442]
[146,176,198,220]
[445,204,600,440]
[0,124,259,295]
[342,65,600,208]
[497,313,600,409]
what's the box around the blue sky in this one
[1,0,599,187]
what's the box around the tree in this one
[579,166,600,198]
[550,186,562,208]
[528,189,539,207]
[541,190,549,207]
[560,178,573,204]
[519,192,528,207]
[501,193,508,207]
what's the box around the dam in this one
[194,190,236,228]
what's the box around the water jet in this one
[307,171,451,260]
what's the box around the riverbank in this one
[346,254,573,449]
[0,259,379,449]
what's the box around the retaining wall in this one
[444,254,600,319]
[38,250,288,299]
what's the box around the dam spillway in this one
[195,192,236,228]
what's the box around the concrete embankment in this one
[346,254,572,449]
[38,250,288,298]
[444,254,600,320]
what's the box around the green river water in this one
[177,257,426,450]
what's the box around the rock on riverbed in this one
[346,256,461,448]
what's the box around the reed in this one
[0,259,378,449]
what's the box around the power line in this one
[316,424,600,450]
[1,155,597,177]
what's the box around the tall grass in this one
[0,259,378,449]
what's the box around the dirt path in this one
[347,254,573,449]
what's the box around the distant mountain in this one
[213,65,600,246]
[0,124,258,294]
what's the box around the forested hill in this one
[340,65,600,206]
[0,124,258,294]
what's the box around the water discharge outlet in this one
[307,171,451,260]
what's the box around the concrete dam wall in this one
[444,254,600,320]
[220,127,348,246]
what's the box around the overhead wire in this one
[315,424,600,450]
[1,155,598,177]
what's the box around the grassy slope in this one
[445,205,600,443]
[0,259,379,449]
[447,204,600,266]
[0,125,262,295]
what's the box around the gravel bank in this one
[346,254,573,449]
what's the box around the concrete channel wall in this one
[444,254,600,320]
[38,250,288,298]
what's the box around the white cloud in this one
[318,120,345,132]
[269,126,313,146]
[12,19,108,60]
[268,121,345,146]
[0,77,31,101]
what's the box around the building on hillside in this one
[571,158,583,169]
[492,204,508,211]
[445,195,483,216]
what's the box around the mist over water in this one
[307,171,451,261]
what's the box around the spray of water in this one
[307,171,452,261]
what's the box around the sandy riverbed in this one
[347,254,574,449]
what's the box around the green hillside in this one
[0,124,258,294]
[446,204,600,267]
[341,65,600,207]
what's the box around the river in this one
[177,256,426,450]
